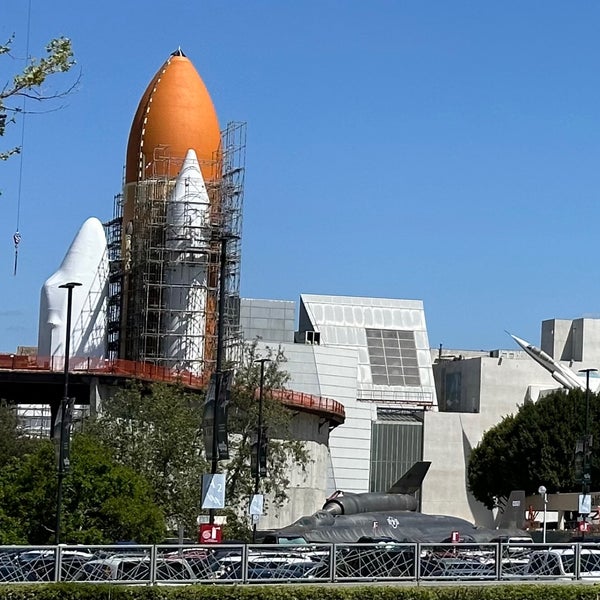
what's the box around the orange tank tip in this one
[125,50,221,185]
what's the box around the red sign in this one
[579,521,591,533]
[199,524,223,544]
[450,530,461,543]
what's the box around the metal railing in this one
[2,542,600,584]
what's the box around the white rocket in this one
[38,217,109,366]
[163,148,211,374]
[509,333,587,391]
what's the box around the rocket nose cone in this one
[125,51,220,185]
[509,333,529,348]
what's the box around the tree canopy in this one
[0,343,310,543]
[0,432,164,544]
[468,388,596,509]
[225,342,310,517]
[85,382,207,537]
[0,400,40,460]
[1,35,75,160]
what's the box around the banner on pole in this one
[201,473,226,509]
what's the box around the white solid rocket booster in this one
[163,148,211,374]
[38,217,109,365]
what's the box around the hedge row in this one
[1,584,600,600]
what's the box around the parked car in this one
[218,563,275,581]
[0,564,30,583]
[17,550,95,582]
[524,548,600,580]
[161,548,220,580]
[270,561,321,580]
[76,556,196,583]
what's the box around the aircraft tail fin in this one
[388,461,431,494]
[496,490,526,530]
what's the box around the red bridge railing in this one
[0,354,346,424]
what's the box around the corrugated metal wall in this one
[369,411,423,492]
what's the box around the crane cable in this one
[13,0,32,276]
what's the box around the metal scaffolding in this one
[104,121,245,376]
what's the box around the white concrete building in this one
[424,318,600,527]
[242,294,600,532]
[241,293,438,529]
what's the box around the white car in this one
[524,548,600,580]
[78,556,196,583]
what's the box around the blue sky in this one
[2,1,600,354]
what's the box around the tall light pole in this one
[538,485,547,544]
[252,357,270,543]
[578,368,597,541]
[208,235,236,525]
[55,281,81,545]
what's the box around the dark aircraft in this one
[265,462,529,544]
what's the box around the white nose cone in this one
[38,217,109,364]
[165,148,211,250]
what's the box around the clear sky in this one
[2,1,600,354]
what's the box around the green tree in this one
[1,35,75,160]
[0,433,165,544]
[0,400,42,461]
[224,342,310,530]
[85,345,310,541]
[468,388,591,509]
[86,382,207,538]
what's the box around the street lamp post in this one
[538,485,547,544]
[208,236,230,526]
[578,368,597,541]
[252,357,270,543]
[55,281,81,545]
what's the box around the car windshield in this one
[278,536,308,545]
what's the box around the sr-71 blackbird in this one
[265,462,529,544]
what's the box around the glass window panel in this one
[402,358,419,367]
[381,330,398,339]
[399,339,417,350]
[372,373,389,385]
[384,346,401,357]
[371,366,388,376]
[370,359,386,370]
[387,376,405,386]
[404,376,421,387]
[385,355,402,367]
[397,331,414,340]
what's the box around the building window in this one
[365,328,421,387]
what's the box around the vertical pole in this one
[578,368,597,542]
[55,282,80,545]
[542,492,547,544]
[209,236,228,525]
[252,358,269,543]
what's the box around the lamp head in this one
[59,281,83,290]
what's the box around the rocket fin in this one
[387,461,431,494]
[496,490,526,530]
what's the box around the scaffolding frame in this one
[104,122,245,376]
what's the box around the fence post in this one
[55,545,62,583]
[330,544,336,582]
[149,544,157,585]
